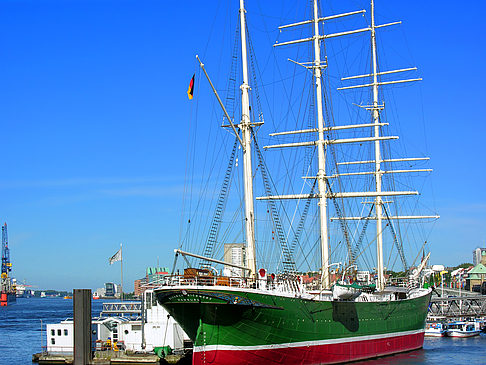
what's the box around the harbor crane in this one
[1,223,15,306]
[1,223,12,280]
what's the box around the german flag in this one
[187,74,195,100]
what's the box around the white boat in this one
[446,321,481,338]
[332,281,376,301]
[474,318,486,332]
[425,322,447,337]
[332,282,361,300]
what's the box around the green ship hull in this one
[156,286,431,364]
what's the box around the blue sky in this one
[0,0,485,291]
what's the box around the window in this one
[51,329,55,336]
[51,338,55,345]
[131,324,141,331]
[146,292,152,309]
[57,329,61,336]
[64,329,68,336]
[231,247,243,277]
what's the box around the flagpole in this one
[120,243,123,302]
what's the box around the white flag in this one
[109,248,122,265]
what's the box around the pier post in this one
[141,290,146,349]
[74,289,92,365]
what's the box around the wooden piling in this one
[73,289,92,365]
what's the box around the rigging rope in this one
[224,22,240,122]
[253,131,296,273]
[289,179,316,258]
[200,137,239,265]
[325,179,353,264]
[383,204,408,271]
[246,25,264,124]
[197,21,242,265]
[351,204,374,263]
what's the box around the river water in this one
[1,297,485,364]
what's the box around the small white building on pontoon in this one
[45,289,188,355]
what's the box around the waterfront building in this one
[467,263,486,293]
[94,287,105,297]
[472,247,486,266]
[134,279,142,297]
[222,243,245,277]
[134,277,148,297]
[104,282,118,297]
[133,268,169,297]
[146,267,169,285]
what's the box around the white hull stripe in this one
[193,329,424,353]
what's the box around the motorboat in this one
[447,321,481,338]
[425,322,447,337]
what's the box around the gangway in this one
[428,295,486,318]
[100,301,141,317]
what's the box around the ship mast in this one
[192,0,261,279]
[239,0,256,279]
[370,0,385,292]
[263,1,437,290]
[335,1,437,290]
[267,2,371,290]
[312,0,330,289]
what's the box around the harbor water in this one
[1,297,485,364]
[0,297,104,364]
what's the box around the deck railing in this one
[151,273,312,296]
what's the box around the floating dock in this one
[32,350,191,364]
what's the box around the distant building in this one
[133,267,169,297]
[94,287,105,297]
[146,267,169,285]
[104,282,117,297]
[134,278,147,297]
[473,248,486,266]
[223,243,245,278]
[134,279,142,297]
[467,263,486,292]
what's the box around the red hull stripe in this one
[193,331,424,365]
[194,329,423,352]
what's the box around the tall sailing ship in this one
[155,0,438,363]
